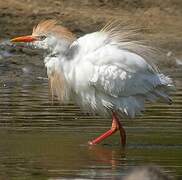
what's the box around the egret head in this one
[11,20,75,54]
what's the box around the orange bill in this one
[11,35,38,43]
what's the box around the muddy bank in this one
[0,0,182,62]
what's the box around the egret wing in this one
[90,62,172,98]
[67,22,173,117]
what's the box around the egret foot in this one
[88,112,126,147]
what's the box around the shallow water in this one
[0,47,182,179]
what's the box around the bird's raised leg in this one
[88,112,126,147]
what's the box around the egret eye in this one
[39,35,47,41]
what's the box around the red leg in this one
[88,112,126,147]
[113,112,126,147]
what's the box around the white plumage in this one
[11,20,174,146]
[41,22,173,118]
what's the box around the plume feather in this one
[48,70,67,103]
[32,19,75,42]
[101,20,161,72]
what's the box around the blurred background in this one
[1,0,182,55]
[0,0,181,179]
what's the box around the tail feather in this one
[114,74,174,118]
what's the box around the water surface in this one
[0,48,181,179]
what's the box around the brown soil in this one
[0,0,182,57]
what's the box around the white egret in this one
[11,20,174,147]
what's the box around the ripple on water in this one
[0,55,181,179]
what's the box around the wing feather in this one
[67,21,174,117]
[73,20,173,98]
[90,64,172,98]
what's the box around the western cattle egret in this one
[11,20,174,147]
